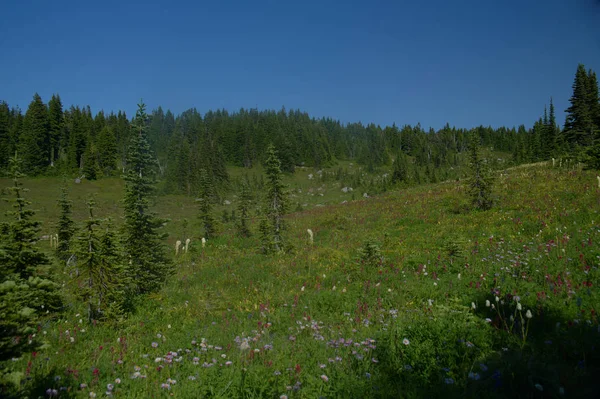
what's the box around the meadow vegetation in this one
[0,159,598,398]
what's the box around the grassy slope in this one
[1,163,599,398]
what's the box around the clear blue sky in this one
[1,0,599,130]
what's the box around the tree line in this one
[2,62,597,197]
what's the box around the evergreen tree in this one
[197,168,216,239]
[391,150,409,184]
[0,154,61,383]
[122,101,172,295]
[467,132,494,210]
[56,182,75,262]
[19,93,49,174]
[0,102,10,168]
[260,144,288,253]
[73,197,126,322]
[237,181,252,237]
[48,94,64,167]
[82,143,99,180]
[96,126,118,175]
[564,64,594,148]
[587,69,600,135]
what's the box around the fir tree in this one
[237,181,252,237]
[564,64,594,148]
[0,102,10,168]
[96,126,118,175]
[197,168,216,239]
[122,101,172,295]
[260,144,288,253]
[19,93,49,174]
[73,197,126,322]
[467,132,494,210]
[391,151,409,184]
[0,154,61,382]
[48,94,64,167]
[56,181,75,262]
[82,143,99,180]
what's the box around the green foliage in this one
[357,239,383,268]
[467,132,494,211]
[55,181,75,262]
[0,155,61,388]
[96,126,118,175]
[122,101,172,295]
[71,197,127,322]
[18,93,49,174]
[197,168,216,239]
[260,144,288,253]
[82,143,99,180]
[391,151,409,185]
[236,181,252,237]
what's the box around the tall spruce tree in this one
[48,94,64,167]
[564,64,594,148]
[197,168,216,239]
[260,144,288,253]
[19,93,49,174]
[467,132,494,210]
[0,154,61,383]
[56,182,75,262]
[122,101,172,295]
[0,102,10,168]
[96,126,118,175]
[73,197,126,322]
[391,150,409,184]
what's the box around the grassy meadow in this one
[0,162,599,398]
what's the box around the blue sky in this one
[1,0,599,130]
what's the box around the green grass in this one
[1,162,599,398]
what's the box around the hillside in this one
[0,162,598,398]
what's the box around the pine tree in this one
[19,93,49,174]
[96,126,118,175]
[197,168,216,239]
[0,102,10,168]
[260,144,288,253]
[73,197,126,322]
[564,64,593,148]
[0,154,61,381]
[122,101,172,295]
[587,69,600,135]
[391,151,409,184]
[82,143,99,180]
[237,181,252,237]
[467,132,494,210]
[56,182,75,262]
[48,94,64,167]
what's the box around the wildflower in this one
[151,342,158,348]
[526,310,533,319]
[89,393,97,398]
[160,383,170,389]
[80,383,88,389]
[107,384,114,391]
[468,372,480,380]
[274,370,281,376]
[516,302,522,311]
[471,302,476,310]
[495,296,499,302]
[365,372,371,379]
[321,374,329,382]
[154,357,162,363]
[319,364,326,369]
[486,300,490,307]
[465,341,474,348]
[240,340,250,350]
[444,378,454,384]
[534,383,543,391]
[188,376,196,381]
[479,363,488,371]
[225,361,232,366]
[46,389,58,397]
[402,338,410,345]
[280,395,288,399]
